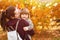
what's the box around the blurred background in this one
[0,0,60,40]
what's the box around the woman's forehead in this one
[15,8,21,13]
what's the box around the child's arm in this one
[23,19,34,31]
[27,19,34,30]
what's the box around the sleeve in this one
[5,19,17,31]
[25,19,34,30]
[22,19,29,26]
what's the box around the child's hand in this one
[23,27,28,31]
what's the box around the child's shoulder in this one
[27,19,33,23]
[28,19,32,21]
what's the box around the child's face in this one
[21,14,29,20]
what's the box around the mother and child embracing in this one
[1,6,35,40]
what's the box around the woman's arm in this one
[5,19,17,31]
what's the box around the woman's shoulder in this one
[6,18,18,26]
[9,18,18,23]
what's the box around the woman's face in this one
[21,14,29,20]
[14,9,20,18]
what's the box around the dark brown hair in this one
[1,6,15,31]
[6,6,15,19]
[1,11,6,31]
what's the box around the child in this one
[14,8,31,40]
[20,8,34,40]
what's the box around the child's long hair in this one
[1,6,15,31]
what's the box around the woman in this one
[1,6,30,40]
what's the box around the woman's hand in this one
[23,27,28,31]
